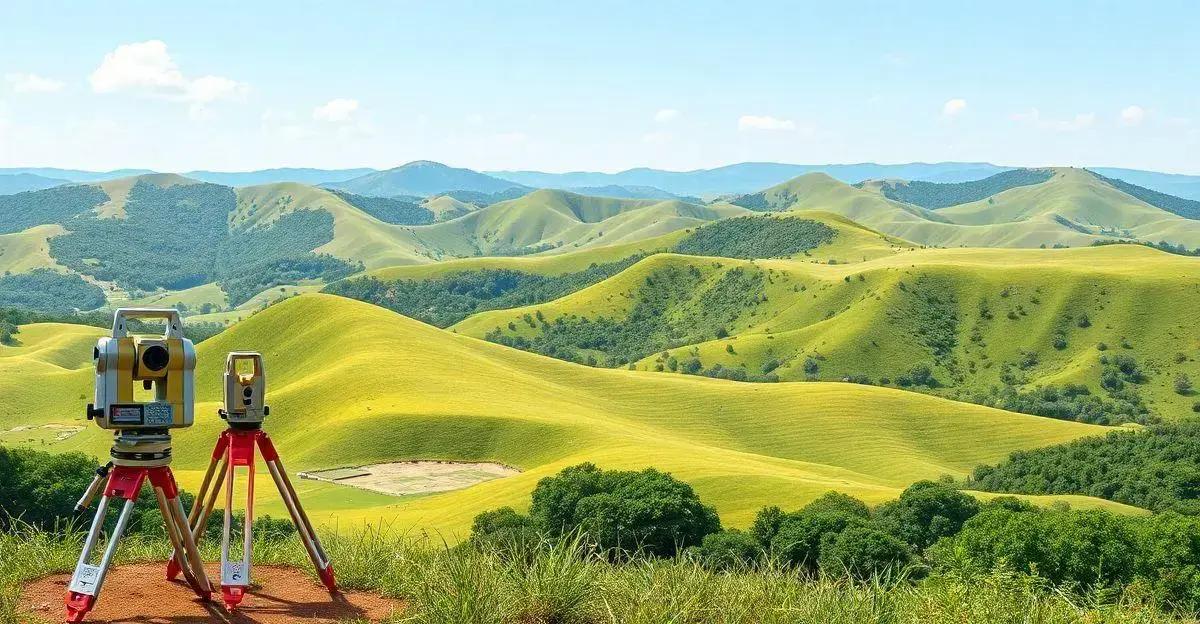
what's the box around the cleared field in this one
[0,224,68,274]
[2,295,1129,538]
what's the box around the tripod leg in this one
[149,466,212,601]
[64,468,143,623]
[168,433,228,580]
[220,432,255,609]
[74,462,111,513]
[259,433,336,591]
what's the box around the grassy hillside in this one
[0,224,66,274]
[456,244,1200,422]
[871,169,1055,209]
[740,170,1200,249]
[2,294,1131,535]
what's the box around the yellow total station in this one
[87,308,196,430]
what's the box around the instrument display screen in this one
[109,405,144,425]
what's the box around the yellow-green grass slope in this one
[754,169,1200,249]
[456,244,1200,418]
[2,294,1138,538]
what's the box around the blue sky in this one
[0,0,1196,173]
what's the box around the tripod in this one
[167,425,336,609]
[67,431,212,623]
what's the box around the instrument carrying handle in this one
[111,308,185,339]
[226,352,264,378]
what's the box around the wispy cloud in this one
[5,73,64,94]
[89,40,247,118]
[654,108,679,123]
[1010,108,1096,132]
[738,115,796,131]
[942,98,967,117]
[313,98,360,123]
[1120,105,1146,126]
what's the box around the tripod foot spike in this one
[221,586,245,610]
[165,558,180,581]
[318,564,337,592]
[64,592,94,623]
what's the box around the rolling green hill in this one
[738,169,1200,249]
[455,244,1200,422]
[1,294,1135,535]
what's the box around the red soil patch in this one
[19,563,403,623]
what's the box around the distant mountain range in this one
[3,161,1198,202]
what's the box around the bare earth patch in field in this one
[20,563,403,623]
[300,460,520,496]
[0,423,82,445]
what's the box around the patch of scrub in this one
[299,461,520,496]
[0,423,83,446]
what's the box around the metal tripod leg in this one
[219,431,255,609]
[167,432,229,580]
[74,462,111,513]
[64,492,135,622]
[259,433,337,591]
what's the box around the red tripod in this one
[167,427,336,609]
[67,463,212,622]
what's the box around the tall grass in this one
[2,525,1194,624]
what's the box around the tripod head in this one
[220,351,268,427]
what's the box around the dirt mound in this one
[19,563,403,623]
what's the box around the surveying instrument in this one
[66,309,212,622]
[166,351,337,610]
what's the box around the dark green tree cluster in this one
[325,255,645,328]
[672,216,837,259]
[969,421,1200,513]
[1092,239,1200,257]
[956,383,1152,426]
[0,184,110,234]
[877,169,1054,209]
[0,269,105,313]
[1089,171,1200,220]
[442,187,531,206]
[0,305,225,346]
[329,190,434,224]
[46,181,358,306]
[471,463,720,557]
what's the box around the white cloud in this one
[1120,105,1146,126]
[6,73,65,94]
[1010,108,1096,132]
[313,98,360,122]
[466,113,485,125]
[89,40,246,117]
[654,108,679,123]
[738,115,796,131]
[942,98,967,117]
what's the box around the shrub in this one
[1175,374,1193,395]
[771,510,867,569]
[528,463,720,557]
[817,527,913,580]
[691,529,762,570]
[471,506,541,549]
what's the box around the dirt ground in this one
[300,460,519,496]
[19,563,403,623]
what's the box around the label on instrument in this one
[68,564,102,595]
[143,402,173,426]
[223,561,248,586]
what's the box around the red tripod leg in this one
[168,431,229,580]
[258,432,337,591]
[220,430,256,609]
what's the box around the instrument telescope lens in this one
[142,345,170,371]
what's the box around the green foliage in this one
[969,422,1200,513]
[327,255,644,328]
[329,189,434,224]
[47,181,357,302]
[690,529,762,570]
[818,526,914,580]
[527,462,721,557]
[0,306,225,345]
[874,481,980,551]
[956,384,1152,426]
[877,169,1054,209]
[0,184,109,234]
[0,269,105,313]
[770,509,868,569]
[443,187,531,206]
[470,506,541,550]
[0,447,101,530]
[1090,170,1200,220]
[672,216,837,259]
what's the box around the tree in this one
[690,529,761,570]
[873,481,980,550]
[1176,374,1193,395]
[817,527,913,580]
[801,491,871,519]
[470,506,541,550]
[528,463,720,557]
[770,510,867,569]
